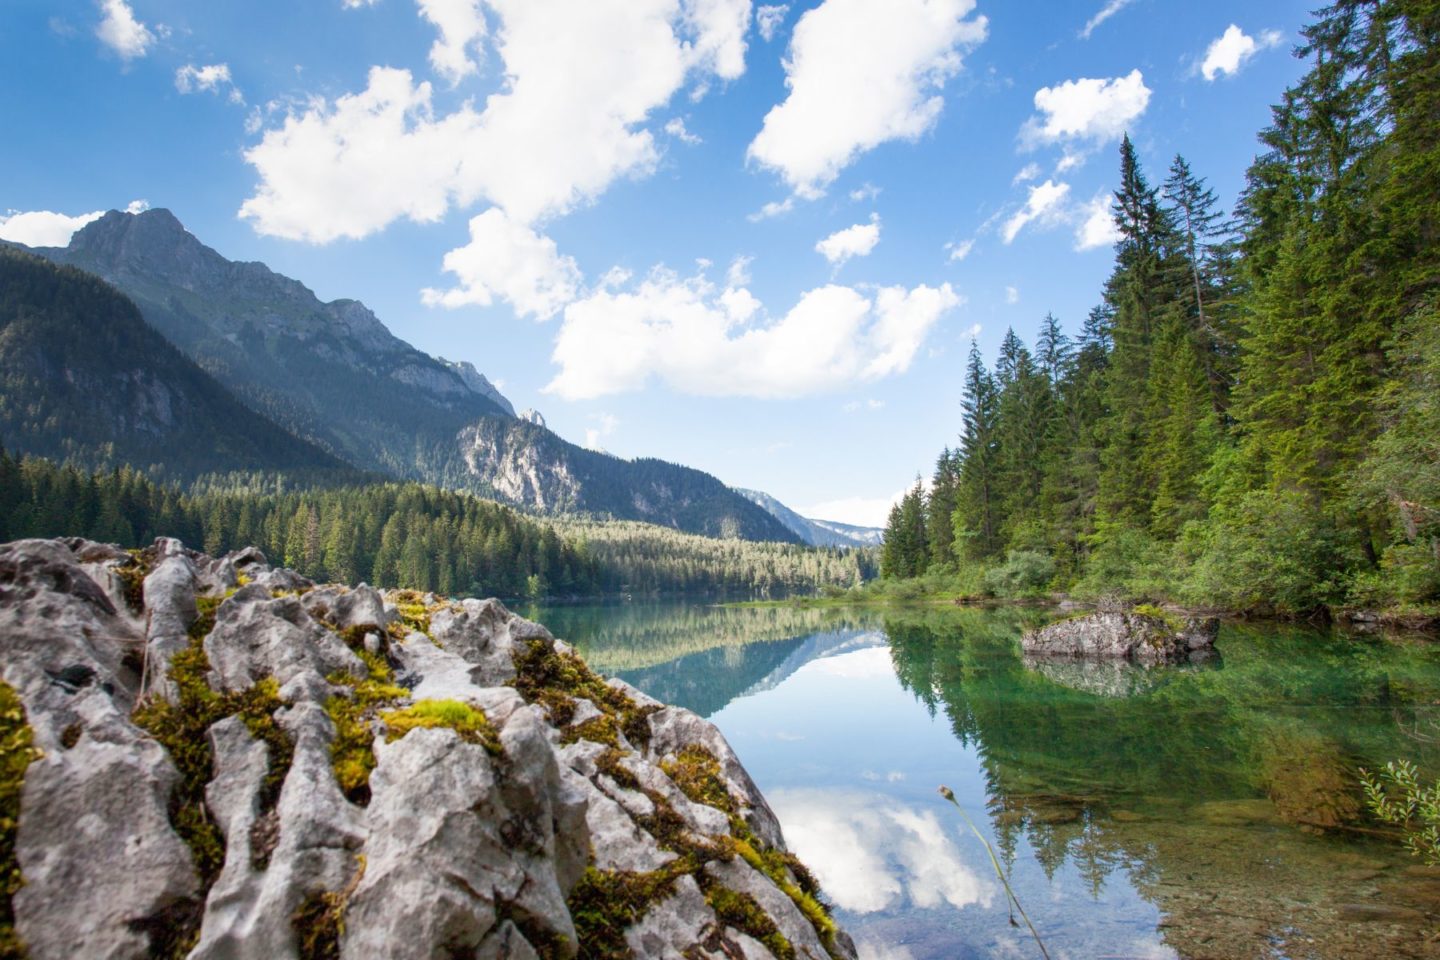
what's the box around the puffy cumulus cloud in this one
[545,268,959,400]
[418,0,488,86]
[241,0,754,242]
[1201,25,1284,81]
[422,208,582,320]
[1022,69,1151,149]
[175,63,243,104]
[1001,178,1070,243]
[1075,192,1120,251]
[767,789,993,915]
[1079,0,1134,40]
[815,214,880,265]
[756,4,788,42]
[0,201,146,247]
[96,0,154,60]
[747,0,987,198]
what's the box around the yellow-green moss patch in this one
[510,638,660,750]
[380,700,501,756]
[703,884,794,960]
[0,681,41,959]
[661,746,734,815]
[292,854,365,960]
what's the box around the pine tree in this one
[955,341,1002,559]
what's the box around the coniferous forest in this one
[0,446,865,599]
[882,2,1439,616]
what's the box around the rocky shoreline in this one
[0,537,855,960]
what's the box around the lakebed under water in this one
[533,602,1440,960]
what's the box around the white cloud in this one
[748,197,795,221]
[1075,192,1120,251]
[175,63,244,104]
[1011,162,1041,185]
[1055,150,1086,174]
[545,268,959,400]
[815,214,880,265]
[242,0,754,243]
[756,4,788,41]
[725,255,753,288]
[768,789,994,915]
[343,0,381,7]
[1001,178,1070,243]
[1022,69,1151,148]
[1201,25,1284,81]
[803,492,902,527]
[962,322,982,338]
[1005,285,1019,304]
[422,208,582,320]
[849,182,881,203]
[1079,0,1133,39]
[945,238,974,262]
[747,0,987,198]
[96,0,154,60]
[418,0,488,86]
[584,412,620,450]
[664,117,702,144]
[0,202,147,247]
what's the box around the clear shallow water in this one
[533,602,1440,960]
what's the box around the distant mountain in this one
[734,488,884,548]
[23,210,796,542]
[31,209,512,482]
[460,419,799,542]
[0,246,343,477]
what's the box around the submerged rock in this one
[0,537,855,960]
[1021,609,1220,664]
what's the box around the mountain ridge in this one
[733,488,884,548]
[23,209,799,543]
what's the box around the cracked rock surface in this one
[0,537,855,960]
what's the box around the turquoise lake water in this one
[533,602,1440,960]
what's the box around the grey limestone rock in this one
[1021,610,1220,664]
[0,536,852,960]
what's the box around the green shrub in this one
[982,550,1055,598]
[1360,760,1440,863]
[1180,491,1362,614]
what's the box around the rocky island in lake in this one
[0,537,853,960]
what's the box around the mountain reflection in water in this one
[536,601,1440,960]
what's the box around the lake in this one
[532,601,1440,960]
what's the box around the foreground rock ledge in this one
[1022,609,1220,664]
[0,537,858,960]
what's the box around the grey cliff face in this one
[0,536,853,960]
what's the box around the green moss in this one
[729,831,841,958]
[324,647,407,806]
[389,590,434,637]
[661,746,734,815]
[133,601,294,891]
[380,700,502,756]
[567,863,693,959]
[0,682,41,960]
[595,748,642,792]
[293,855,365,960]
[510,638,659,750]
[1132,603,1185,633]
[114,553,150,613]
[703,884,794,960]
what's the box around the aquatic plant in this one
[938,785,1050,960]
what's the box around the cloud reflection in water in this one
[768,788,994,915]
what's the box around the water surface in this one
[534,602,1440,959]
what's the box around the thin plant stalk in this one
[939,785,1051,960]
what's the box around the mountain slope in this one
[33,209,512,480]
[26,210,798,542]
[0,246,344,477]
[734,488,884,547]
[460,419,799,541]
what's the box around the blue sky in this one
[2,0,1312,526]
